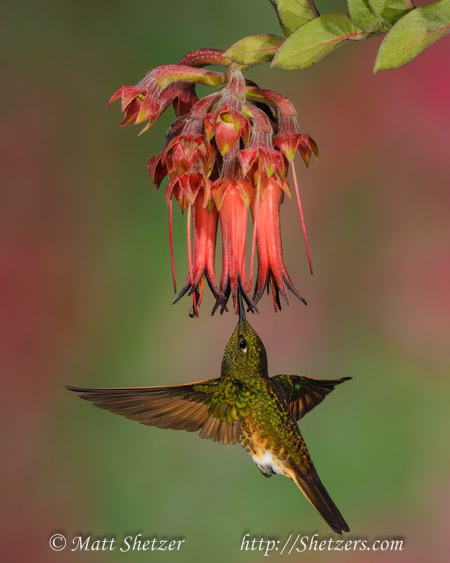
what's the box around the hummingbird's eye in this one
[238,338,248,352]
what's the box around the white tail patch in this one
[252,451,285,475]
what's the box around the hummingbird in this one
[67,318,350,534]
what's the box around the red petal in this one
[239,149,258,178]
[108,85,141,111]
[147,155,167,189]
[215,116,241,156]
[298,134,319,167]
[135,92,160,124]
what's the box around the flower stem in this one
[180,48,232,68]
[169,198,177,293]
[187,205,198,317]
[292,163,313,275]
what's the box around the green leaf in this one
[348,0,387,32]
[368,0,415,27]
[272,13,366,70]
[270,0,319,36]
[374,0,450,71]
[224,34,284,66]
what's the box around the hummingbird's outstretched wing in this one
[66,378,245,446]
[270,375,351,421]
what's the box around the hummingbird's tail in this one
[289,466,350,534]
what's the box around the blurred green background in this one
[2,0,450,561]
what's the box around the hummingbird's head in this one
[221,319,268,379]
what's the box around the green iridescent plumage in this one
[67,319,350,533]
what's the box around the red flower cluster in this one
[109,49,318,317]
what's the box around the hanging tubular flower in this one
[110,49,318,317]
[109,64,224,133]
[148,95,217,190]
[205,106,250,156]
[239,105,286,184]
[238,106,304,309]
[204,65,250,156]
[252,178,306,311]
[246,87,318,275]
[163,163,214,317]
[172,195,220,314]
[212,147,255,315]
[162,94,218,178]
[245,87,318,163]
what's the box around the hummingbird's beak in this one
[238,285,246,326]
